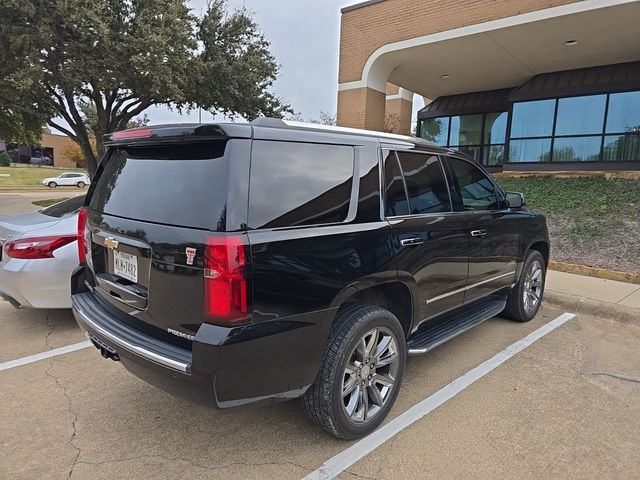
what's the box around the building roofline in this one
[341,0,385,14]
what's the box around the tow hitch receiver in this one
[88,333,120,361]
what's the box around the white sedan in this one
[42,172,90,188]
[0,196,84,309]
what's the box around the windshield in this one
[40,195,86,218]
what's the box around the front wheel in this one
[302,304,406,439]
[48,182,57,188]
[502,250,546,322]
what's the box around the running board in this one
[407,297,507,355]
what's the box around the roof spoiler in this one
[103,124,249,146]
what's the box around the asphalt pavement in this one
[0,191,84,216]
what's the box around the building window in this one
[418,112,507,166]
[508,90,640,163]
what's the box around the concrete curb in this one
[549,261,640,285]
[544,290,639,323]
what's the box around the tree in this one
[0,0,290,176]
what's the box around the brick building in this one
[2,129,76,168]
[337,0,640,170]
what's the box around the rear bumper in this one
[71,288,333,408]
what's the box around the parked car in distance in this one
[0,195,85,309]
[42,172,90,188]
[71,120,549,439]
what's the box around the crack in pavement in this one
[585,372,640,385]
[43,356,81,480]
[341,469,381,480]
[74,454,313,475]
[44,310,55,350]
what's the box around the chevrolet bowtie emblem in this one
[104,237,119,250]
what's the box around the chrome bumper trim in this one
[73,304,190,374]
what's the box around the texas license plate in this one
[113,251,138,283]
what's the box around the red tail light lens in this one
[4,235,76,259]
[112,128,153,140]
[77,207,89,265]
[204,235,249,325]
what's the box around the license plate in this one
[113,251,138,283]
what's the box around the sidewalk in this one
[546,269,640,313]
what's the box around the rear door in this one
[384,150,469,326]
[444,156,519,303]
[85,140,241,339]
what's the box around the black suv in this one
[71,119,549,439]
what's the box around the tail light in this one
[4,235,76,259]
[77,207,89,265]
[204,235,249,325]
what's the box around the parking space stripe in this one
[0,341,92,372]
[304,312,576,480]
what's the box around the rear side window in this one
[384,151,450,216]
[446,156,500,211]
[90,142,228,229]
[248,141,354,229]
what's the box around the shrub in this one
[0,151,11,166]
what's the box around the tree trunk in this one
[81,140,98,178]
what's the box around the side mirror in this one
[505,191,526,209]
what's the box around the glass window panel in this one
[484,112,507,144]
[450,145,482,164]
[248,141,354,229]
[552,136,601,162]
[383,152,410,217]
[483,145,505,166]
[509,139,552,163]
[555,95,606,136]
[447,157,499,211]
[397,152,450,214]
[419,117,449,145]
[602,134,640,161]
[606,91,640,134]
[449,114,483,146]
[510,100,556,138]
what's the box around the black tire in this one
[502,250,546,322]
[48,181,57,188]
[302,304,406,439]
[77,181,85,188]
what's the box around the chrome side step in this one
[407,298,506,355]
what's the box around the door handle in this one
[470,230,487,237]
[400,237,425,247]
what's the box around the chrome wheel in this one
[341,327,400,424]
[523,260,543,314]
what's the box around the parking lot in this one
[1,300,639,480]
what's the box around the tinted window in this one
[447,157,499,211]
[397,153,450,214]
[602,134,640,161]
[90,142,228,229]
[41,195,86,218]
[484,112,507,144]
[511,99,556,138]
[420,117,449,145]
[509,139,552,163]
[449,114,482,146]
[384,151,409,217]
[555,95,606,135]
[248,141,354,229]
[553,137,601,162]
[606,91,640,133]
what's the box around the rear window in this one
[90,142,228,229]
[248,141,355,229]
[41,195,85,218]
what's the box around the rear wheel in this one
[502,250,546,322]
[302,304,406,439]
[48,181,57,188]
[77,181,86,188]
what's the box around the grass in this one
[0,165,87,190]
[496,176,640,274]
[32,198,70,207]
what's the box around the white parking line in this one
[304,312,576,480]
[0,341,92,372]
